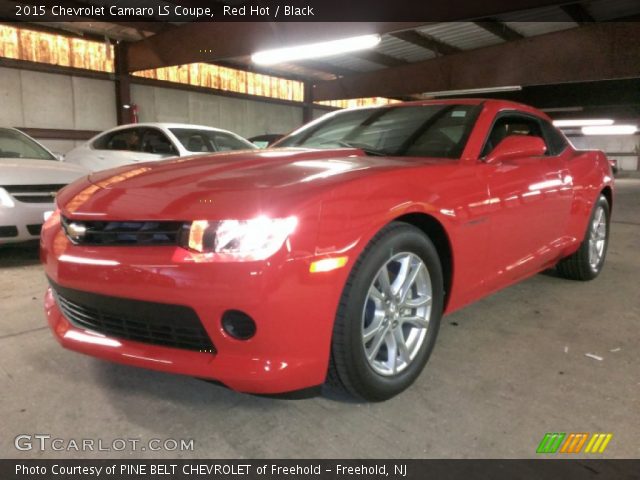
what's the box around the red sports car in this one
[41,99,613,401]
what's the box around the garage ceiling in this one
[3,0,640,120]
[7,0,639,77]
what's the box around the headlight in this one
[180,216,298,261]
[0,188,15,208]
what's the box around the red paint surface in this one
[41,100,613,393]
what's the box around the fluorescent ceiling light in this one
[421,85,522,97]
[542,107,584,113]
[251,34,381,65]
[553,119,614,127]
[582,125,638,135]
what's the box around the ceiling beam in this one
[391,30,461,56]
[113,22,170,35]
[353,51,408,67]
[126,22,427,72]
[474,19,524,41]
[312,22,640,100]
[295,60,358,77]
[218,57,354,80]
[612,13,640,21]
[561,3,595,24]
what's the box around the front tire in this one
[327,222,444,401]
[556,194,610,281]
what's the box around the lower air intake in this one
[50,279,215,353]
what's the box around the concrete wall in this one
[570,134,640,171]
[4,64,636,169]
[0,66,116,154]
[131,83,304,139]
[0,66,310,154]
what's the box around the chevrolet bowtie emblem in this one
[66,222,87,239]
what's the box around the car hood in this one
[0,158,89,185]
[86,148,416,189]
[60,148,449,219]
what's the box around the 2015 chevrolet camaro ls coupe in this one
[41,100,613,400]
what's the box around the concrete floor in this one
[1,179,638,459]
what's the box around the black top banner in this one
[0,0,620,22]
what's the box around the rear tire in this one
[556,194,610,281]
[327,222,444,401]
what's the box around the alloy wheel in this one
[361,252,432,376]
[588,205,607,270]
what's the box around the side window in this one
[93,128,143,152]
[141,129,177,156]
[213,133,251,151]
[481,114,548,158]
[541,121,568,156]
[185,133,214,152]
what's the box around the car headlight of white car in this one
[0,188,15,208]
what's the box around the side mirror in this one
[484,135,547,165]
[54,152,65,161]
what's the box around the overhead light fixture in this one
[553,119,614,127]
[542,107,584,113]
[582,125,638,135]
[251,34,381,65]
[421,85,522,98]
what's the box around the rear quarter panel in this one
[564,148,614,250]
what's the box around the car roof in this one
[103,123,233,133]
[383,98,551,121]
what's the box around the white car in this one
[0,128,88,244]
[64,123,256,172]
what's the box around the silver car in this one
[0,128,88,244]
[63,123,256,172]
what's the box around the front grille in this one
[50,280,215,353]
[61,217,185,246]
[3,184,65,204]
[27,224,42,235]
[0,226,18,238]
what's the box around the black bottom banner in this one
[2,460,639,480]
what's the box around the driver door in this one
[481,113,572,287]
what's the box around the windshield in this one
[0,128,55,160]
[278,104,481,158]
[170,128,256,153]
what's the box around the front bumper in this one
[0,202,52,244]
[41,219,349,394]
